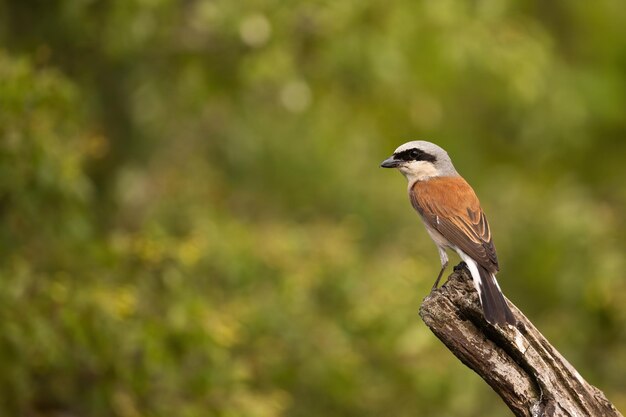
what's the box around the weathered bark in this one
[419,265,622,417]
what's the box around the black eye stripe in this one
[393,148,437,163]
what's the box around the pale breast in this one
[423,219,453,249]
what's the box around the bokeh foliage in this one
[0,0,625,416]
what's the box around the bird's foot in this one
[430,264,448,292]
[453,261,468,272]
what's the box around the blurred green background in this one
[0,0,625,416]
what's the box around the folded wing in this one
[410,176,499,273]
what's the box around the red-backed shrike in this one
[381,141,515,326]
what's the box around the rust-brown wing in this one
[410,177,499,272]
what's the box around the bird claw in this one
[453,261,468,272]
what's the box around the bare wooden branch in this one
[419,266,623,417]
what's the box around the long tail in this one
[462,258,516,326]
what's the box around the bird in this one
[380,140,516,326]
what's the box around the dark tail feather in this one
[477,266,516,326]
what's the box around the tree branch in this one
[419,265,623,417]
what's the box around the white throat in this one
[398,160,439,186]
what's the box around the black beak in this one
[380,156,400,168]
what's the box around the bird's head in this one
[380,140,458,183]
